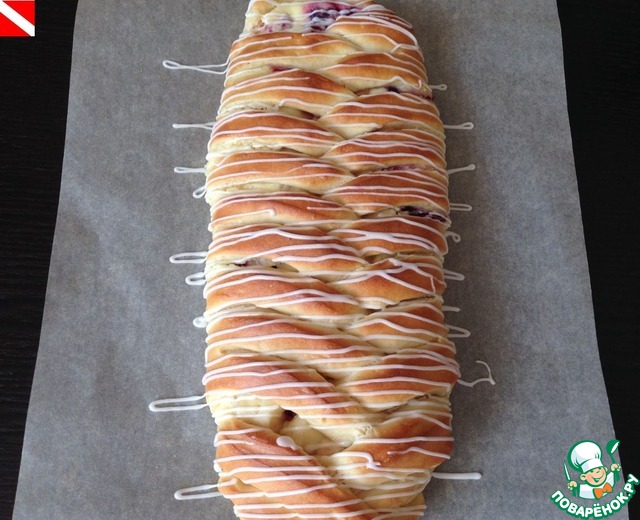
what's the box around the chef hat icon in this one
[568,441,605,473]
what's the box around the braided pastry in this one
[203,1,460,518]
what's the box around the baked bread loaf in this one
[203,1,459,518]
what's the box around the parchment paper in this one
[14,1,623,519]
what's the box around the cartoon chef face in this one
[581,465,608,487]
[569,441,607,488]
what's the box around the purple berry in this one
[399,206,448,222]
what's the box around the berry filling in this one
[381,164,426,172]
[305,2,358,32]
[255,15,293,33]
[255,3,358,34]
[399,206,448,223]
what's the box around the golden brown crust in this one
[345,299,454,353]
[332,215,449,259]
[326,8,424,67]
[205,223,367,276]
[207,110,343,161]
[194,1,459,517]
[205,268,364,320]
[205,311,378,363]
[215,419,379,520]
[322,128,446,174]
[205,151,354,201]
[209,191,358,232]
[226,32,360,86]
[327,256,446,309]
[318,52,429,93]
[318,92,444,139]
[324,169,450,215]
[219,68,356,117]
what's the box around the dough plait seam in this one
[201,1,460,518]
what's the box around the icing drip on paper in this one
[170,251,206,264]
[450,203,473,212]
[447,164,476,175]
[148,394,208,412]
[174,166,206,175]
[162,59,229,75]
[457,360,496,388]
[443,122,475,130]
[173,122,215,131]
[432,472,482,480]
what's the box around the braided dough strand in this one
[202,1,459,517]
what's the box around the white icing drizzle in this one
[348,480,425,492]
[443,268,465,281]
[357,435,452,445]
[374,506,427,520]
[148,395,208,412]
[162,59,229,75]
[215,438,255,447]
[339,376,452,390]
[383,412,452,431]
[457,360,496,388]
[203,366,313,386]
[193,316,207,328]
[215,453,314,464]
[321,100,439,126]
[276,436,298,450]
[174,166,206,175]
[428,83,447,91]
[328,173,446,193]
[173,122,215,131]
[211,209,277,228]
[204,281,361,313]
[213,380,334,394]
[330,261,441,301]
[330,11,419,47]
[446,231,461,243]
[216,427,268,437]
[207,224,364,258]
[170,251,207,265]
[387,446,450,459]
[321,59,427,89]
[174,482,228,501]
[432,471,482,480]
[205,335,374,361]
[447,163,476,175]
[221,464,325,477]
[443,122,475,130]
[193,185,207,199]
[242,474,333,485]
[338,229,444,257]
[220,72,355,115]
[447,325,471,338]
[185,272,206,286]
[449,202,473,212]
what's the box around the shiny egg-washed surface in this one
[203,1,459,518]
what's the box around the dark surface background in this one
[0,1,638,518]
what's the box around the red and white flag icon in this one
[0,0,35,37]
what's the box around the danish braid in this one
[203,1,459,518]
